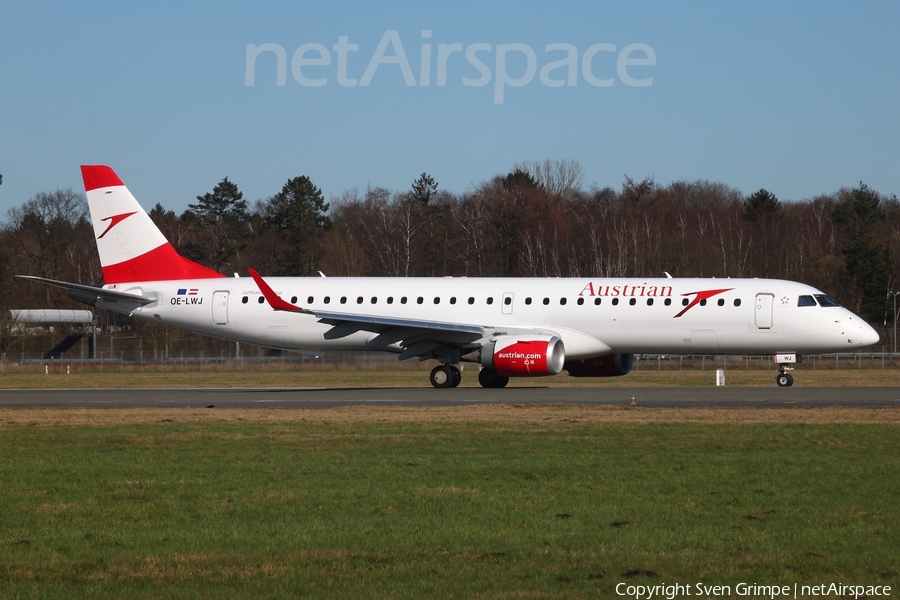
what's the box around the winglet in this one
[247,268,305,312]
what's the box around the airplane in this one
[19,165,879,388]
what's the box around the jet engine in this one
[480,335,565,377]
[564,353,634,377]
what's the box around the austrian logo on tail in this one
[98,211,138,239]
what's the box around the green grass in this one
[1,419,898,598]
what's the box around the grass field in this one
[1,405,899,599]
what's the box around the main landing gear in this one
[428,365,510,388]
[429,364,462,388]
[477,368,509,389]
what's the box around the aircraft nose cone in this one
[859,324,880,347]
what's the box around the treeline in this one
[2,160,899,328]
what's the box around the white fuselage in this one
[105,276,879,358]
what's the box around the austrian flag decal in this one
[171,288,203,306]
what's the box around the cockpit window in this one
[814,294,841,307]
[797,295,817,307]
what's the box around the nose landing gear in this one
[776,369,794,387]
[774,353,797,387]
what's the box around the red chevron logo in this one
[673,288,734,318]
[98,211,138,239]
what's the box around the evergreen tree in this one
[743,189,781,221]
[503,168,539,192]
[265,176,331,275]
[182,178,250,272]
[410,173,438,205]
[832,182,891,323]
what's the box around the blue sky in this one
[1,1,898,215]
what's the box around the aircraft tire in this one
[430,365,456,388]
[776,373,794,387]
[478,368,510,388]
[450,366,462,387]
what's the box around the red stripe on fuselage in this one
[102,243,225,284]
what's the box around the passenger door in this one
[212,291,229,325]
[754,293,773,329]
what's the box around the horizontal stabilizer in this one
[17,275,156,305]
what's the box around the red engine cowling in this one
[480,335,566,377]
[564,354,634,377]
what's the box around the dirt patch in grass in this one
[2,404,899,427]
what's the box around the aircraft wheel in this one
[450,366,462,387]
[776,373,794,387]
[430,365,455,388]
[478,368,510,388]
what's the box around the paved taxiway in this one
[0,386,898,408]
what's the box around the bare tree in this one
[515,159,584,200]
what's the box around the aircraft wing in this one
[248,269,555,361]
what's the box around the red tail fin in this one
[82,165,225,283]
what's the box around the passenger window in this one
[242,296,248,304]
[468,297,474,305]
[629,298,636,306]
[699,299,707,306]
[525,297,532,305]
[486,297,494,305]
[543,298,550,305]
[417,297,424,304]
[734,298,741,307]
[434,297,440,304]
[577,298,584,305]
[612,298,619,306]
[504,297,512,305]
[387,297,393,304]
[340,297,347,304]
[357,296,363,304]
[594,298,601,306]
[664,298,671,306]
[450,297,456,305]
[717,298,724,306]
[371,297,377,304]
[258,297,265,304]
[682,298,689,306]
[401,297,408,304]
[798,295,817,307]
[560,298,567,305]
[647,298,654,306]
[324,296,331,304]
